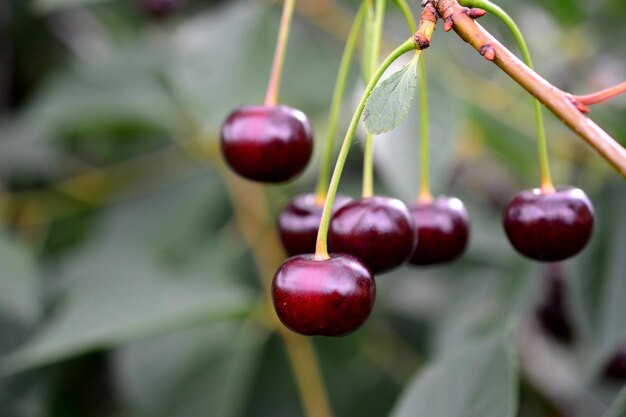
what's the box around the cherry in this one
[503,186,594,262]
[272,254,376,337]
[535,263,575,344]
[220,105,313,183]
[278,193,352,257]
[407,196,470,265]
[604,346,626,381]
[329,196,416,273]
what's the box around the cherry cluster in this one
[220,104,595,337]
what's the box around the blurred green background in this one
[0,0,625,416]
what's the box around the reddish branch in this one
[414,3,438,49]
[430,0,626,178]
[572,81,626,112]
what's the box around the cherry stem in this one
[574,81,626,106]
[392,0,433,202]
[362,0,386,198]
[459,0,554,193]
[314,1,369,205]
[418,58,433,202]
[264,0,296,106]
[314,38,417,260]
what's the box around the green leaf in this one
[114,322,268,417]
[1,261,253,375]
[371,75,461,201]
[0,234,40,326]
[33,0,113,13]
[570,182,626,375]
[363,55,419,135]
[604,386,626,417]
[361,7,376,83]
[594,185,626,369]
[390,334,518,417]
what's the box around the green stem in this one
[392,0,432,202]
[315,38,417,260]
[264,0,296,106]
[362,0,386,198]
[459,0,554,192]
[314,1,369,204]
[418,58,432,202]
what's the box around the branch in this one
[431,0,626,179]
[572,81,626,111]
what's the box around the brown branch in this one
[431,0,626,178]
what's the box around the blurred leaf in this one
[528,0,584,25]
[1,260,253,375]
[171,3,342,131]
[604,385,626,417]
[114,322,268,417]
[33,0,113,13]
[390,334,518,417]
[471,106,536,184]
[594,185,626,367]
[361,6,375,83]
[0,233,40,326]
[372,73,461,201]
[0,122,69,178]
[433,261,535,353]
[570,181,626,375]
[363,54,418,135]
[23,40,178,141]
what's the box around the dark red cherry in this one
[503,186,594,262]
[408,196,470,265]
[272,254,376,337]
[329,196,416,274]
[278,194,352,257]
[220,105,313,183]
[535,263,575,344]
[604,346,626,381]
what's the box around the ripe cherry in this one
[408,196,470,265]
[535,263,575,344]
[272,254,376,337]
[220,105,313,183]
[604,346,626,381]
[503,186,594,262]
[278,193,351,256]
[329,196,416,274]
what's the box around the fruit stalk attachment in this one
[265,0,296,106]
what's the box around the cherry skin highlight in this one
[220,105,313,183]
[278,193,352,256]
[272,254,376,337]
[408,196,470,266]
[329,196,416,274]
[503,186,594,262]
